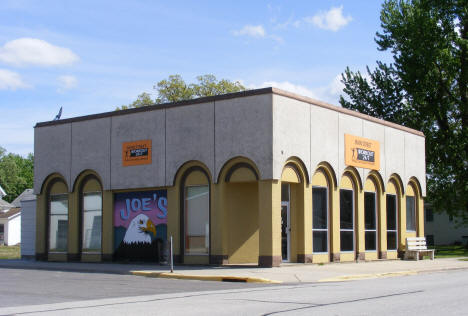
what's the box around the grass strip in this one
[0,245,20,259]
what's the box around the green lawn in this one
[433,245,468,258]
[0,245,20,259]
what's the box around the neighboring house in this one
[1,188,15,245]
[425,205,468,246]
[19,190,36,259]
[0,205,21,245]
[0,187,31,246]
[12,189,34,208]
[0,197,12,212]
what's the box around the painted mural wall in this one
[113,190,167,261]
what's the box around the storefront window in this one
[185,185,209,255]
[386,194,398,250]
[82,192,102,252]
[406,196,416,231]
[340,189,354,252]
[49,194,68,252]
[364,192,377,251]
[281,183,290,202]
[312,187,328,253]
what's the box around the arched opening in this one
[406,179,421,236]
[339,170,359,261]
[280,158,308,263]
[364,176,379,257]
[79,174,103,256]
[179,165,211,264]
[311,166,334,263]
[386,178,400,257]
[45,176,69,257]
[218,157,260,264]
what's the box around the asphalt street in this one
[0,268,270,308]
[1,268,467,315]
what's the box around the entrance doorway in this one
[281,202,290,261]
[281,183,290,262]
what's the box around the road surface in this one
[0,268,467,315]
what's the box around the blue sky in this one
[0,0,391,156]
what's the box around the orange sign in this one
[344,134,380,170]
[122,140,152,167]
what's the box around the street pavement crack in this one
[260,290,424,315]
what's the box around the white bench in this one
[404,237,435,260]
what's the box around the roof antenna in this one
[54,106,62,121]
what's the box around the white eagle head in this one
[123,214,157,244]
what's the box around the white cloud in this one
[0,38,79,67]
[328,74,345,95]
[0,69,29,90]
[305,6,352,31]
[249,81,318,99]
[249,74,347,105]
[57,75,77,92]
[233,25,266,38]
[309,74,345,104]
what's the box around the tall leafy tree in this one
[340,0,468,221]
[0,147,34,203]
[117,74,245,110]
[117,92,154,110]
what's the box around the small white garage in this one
[0,208,21,246]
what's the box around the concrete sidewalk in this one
[1,257,467,283]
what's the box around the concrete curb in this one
[317,270,419,282]
[130,271,282,284]
[317,266,468,283]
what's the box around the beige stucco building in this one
[34,88,426,267]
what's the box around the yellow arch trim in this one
[72,169,103,193]
[342,166,362,191]
[407,177,422,198]
[40,173,69,194]
[366,170,385,194]
[173,160,213,187]
[388,173,405,196]
[314,162,337,190]
[281,156,309,184]
[217,156,260,184]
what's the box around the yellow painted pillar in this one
[356,188,365,260]
[290,184,299,262]
[300,183,312,263]
[417,196,425,237]
[166,186,180,262]
[210,182,227,264]
[399,194,407,253]
[35,193,47,259]
[379,192,388,259]
[330,188,340,262]
[258,179,281,267]
[102,190,114,260]
[68,191,79,260]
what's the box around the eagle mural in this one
[114,214,160,261]
[123,214,157,244]
[113,190,168,262]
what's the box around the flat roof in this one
[35,87,424,137]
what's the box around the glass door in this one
[281,201,290,262]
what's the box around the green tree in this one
[117,74,246,110]
[189,74,246,98]
[117,92,154,110]
[340,0,468,221]
[155,74,197,104]
[0,147,34,203]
